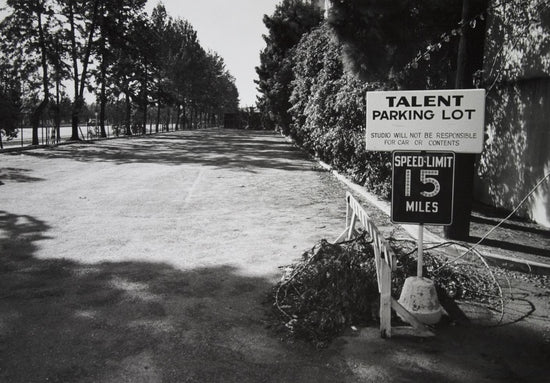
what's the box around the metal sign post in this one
[390,150,456,325]
[365,89,485,327]
[392,151,455,280]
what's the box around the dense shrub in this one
[255,0,323,134]
[289,24,392,198]
[327,0,464,85]
[260,2,471,199]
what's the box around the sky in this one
[0,0,279,107]
[144,0,278,107]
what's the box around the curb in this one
[306,147,550,275]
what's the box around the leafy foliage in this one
[255,0,323,133]
[274,1,483,199]
[0,64,22,147]
[328,0,464,86]
[289,24,392,197]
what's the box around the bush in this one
[288,24,393,198]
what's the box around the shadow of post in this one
[20,129,318,173]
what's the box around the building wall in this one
[309,0,329,17]
[476,0,550,226]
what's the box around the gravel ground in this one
[1,128,549,382]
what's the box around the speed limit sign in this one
[391,151,455,225]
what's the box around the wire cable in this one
[432,172,550,273]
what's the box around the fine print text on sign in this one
[392,151,455,225]
[366,89,485,153]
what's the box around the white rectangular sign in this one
[366,89,485,153]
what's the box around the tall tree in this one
[255,0,323,134]
[206,52,239,122]
[149,3,174,132]
[96,0,147,137]
[132,14,156,134]
[47,23,71,143]
[3,0,55,145]
[168,18,202,129]
[0,59,22,149]
[60,0,101,140]
[109,17,141,135]
[328,0,463,85]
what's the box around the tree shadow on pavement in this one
[467,236,550,258]
[0,168,45,185]
[336,298,550,383]
[0,210,354,383]
[18,130,317,173]
[2,210,549,382]
[467,205,550,260]
[429,202,550,268]
[471,215,550,237]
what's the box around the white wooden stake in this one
[417,224,424,278]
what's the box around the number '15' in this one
[405,169,440,197]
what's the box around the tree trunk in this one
[54,79,61,143]
[69,0,101,141]
[125,92,132,135]
[141,59,148,135]
[71,96,84,140]
[182,103,187,130]
[98,3,107,138]
[68,1,80,141]
[156,102,161,133]
[99,55,107,138]
[34,8,50,146]
[99,43,107,138]
[100,82,107,138]
[175,104,181,130]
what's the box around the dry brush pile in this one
[266,234,505,348]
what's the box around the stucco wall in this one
[476,0,550,226]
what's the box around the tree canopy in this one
[328,0,465,87]
[255,0,323,133]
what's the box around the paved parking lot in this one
[1,128,548,382]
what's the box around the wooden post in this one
[345,195,351,229]
[417,224,424,278]
[444,0,488,240]
[347,212,357,240]
[379,260,392,338]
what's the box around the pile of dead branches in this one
[267,235,502,348]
